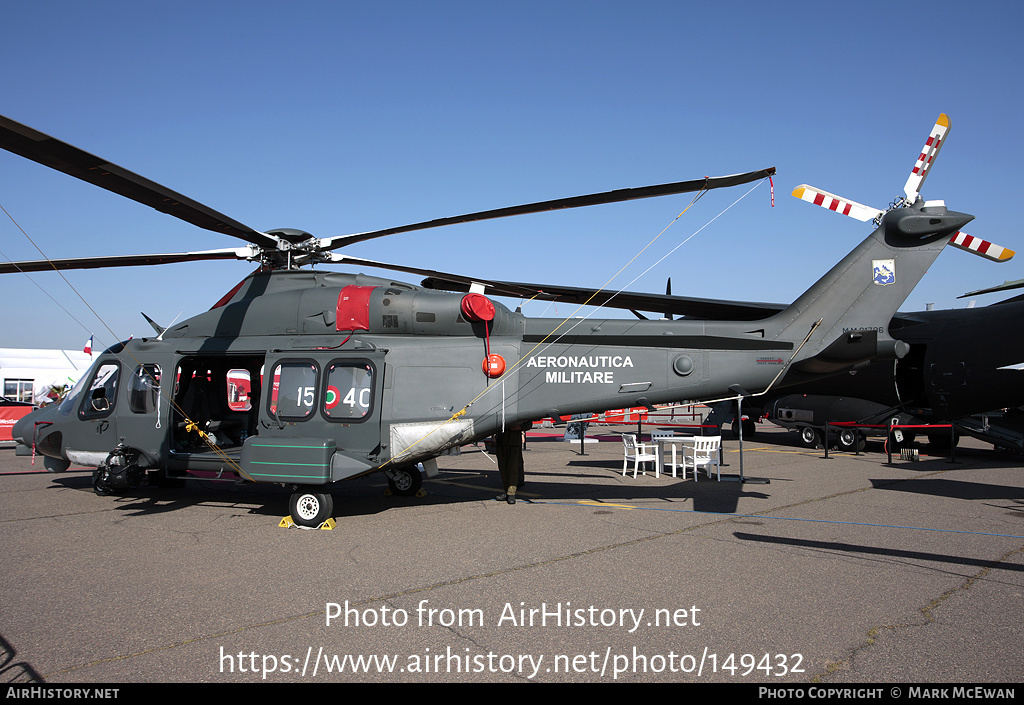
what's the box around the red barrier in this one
[541,407,652,425]
[0,406,33,443]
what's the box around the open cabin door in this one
[165,354,266,475]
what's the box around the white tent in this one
[0,348,93,404]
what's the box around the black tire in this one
[799,426,821,448]
[42,456,71,473]
[927,430,960,449]
[836,428,865,452]
[387,466,423,496]
[731,418,757,438]
[289,490,334,528]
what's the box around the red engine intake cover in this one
[460,293,495,322]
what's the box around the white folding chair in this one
[685,435,721,481]
[622,434,658,478]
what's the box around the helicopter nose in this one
[12,411,34,445]
[12,404,56,447]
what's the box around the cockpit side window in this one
[79,361,120,419]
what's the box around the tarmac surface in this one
[1,423,1022,684]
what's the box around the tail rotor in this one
[792,114,1014,263]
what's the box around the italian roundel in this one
[325,385,341,410]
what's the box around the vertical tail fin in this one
[767,201,973,374]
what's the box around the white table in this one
[654,436,695,477]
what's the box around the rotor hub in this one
[265,228,315,244]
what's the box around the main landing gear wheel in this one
[387,466,423,496]
[289,491,334,528]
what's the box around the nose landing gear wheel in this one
[289,491,334,528]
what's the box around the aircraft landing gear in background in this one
[289,490,334,528]
[799,426,822,449]
[836,428,866,452]
[797,426,866,452]
[927,429,960,449]
[731,417,756,439]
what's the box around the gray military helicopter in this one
[0,113,996,526]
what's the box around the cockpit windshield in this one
[58,357,101,416]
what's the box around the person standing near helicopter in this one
[494,422,527,505]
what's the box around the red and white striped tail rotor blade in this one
[792,185,883,222]
[904,113,950,203]
[948,231,1015,262]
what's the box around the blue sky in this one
[2,0,1022,350]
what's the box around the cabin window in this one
[322,361,374,421]
[128,364,161,414]
[227,369,252,412]
[79,362,120,419]
[268,361,318,421]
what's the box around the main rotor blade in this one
[0,115,281,250]
[324,252,527,292]
[322,168,777,251]
[420,276,784,320]
[959,278,1024,298]
[329,252,781,319]
[0,248,252,274]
